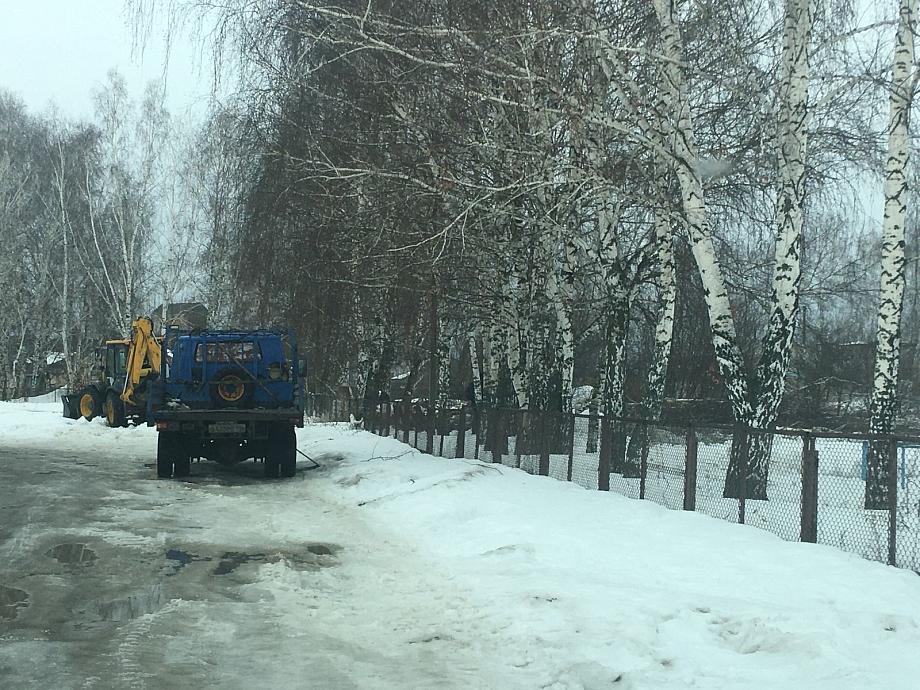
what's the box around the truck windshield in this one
[194,341,260,364]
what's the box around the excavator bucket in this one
[61,394,81,419]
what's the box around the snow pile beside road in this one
[0,401,155,458]
[306,424,920,689]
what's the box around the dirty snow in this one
[2,400,920,689]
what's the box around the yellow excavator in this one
[62,317,163,426]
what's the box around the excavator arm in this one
[121,317,162,406]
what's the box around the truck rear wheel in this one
[279,425,297,478]
[106,391,127,428]
[264,452,280,478]
[263,423,296,478]
[174,454,191,478]
[157,431,192,479]
[157,432,175,478]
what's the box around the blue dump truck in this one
[149,327,306,479]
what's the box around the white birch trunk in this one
[754,0,814,429]
[867,0,918,508]
[556,230,579,413]
[594,197,630,417]
[503,273,528,408]
[468,331,483,404]
[353,298,369,400]
[643,190,678,421]
[437,318,451,405]
[653,0,752,423]
[484,320,502,406]
[53,140,74,386]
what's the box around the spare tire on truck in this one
[210,367,254,408]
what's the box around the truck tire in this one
[77,387,102,421]
[211,367,254,408]
[171,432,192,477]
[106,391,127,428]
[160,432,192,478]
[279,425,297,478]
[174,454,191,478]
[263,422,295,479]
[264,451,280,478]
[157,432,175,478]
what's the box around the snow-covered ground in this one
[402,418,920,570]
[2,400,920,688]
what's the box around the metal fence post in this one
[492,410,504,465]
[456,404,467,459]
[800,434,818,543]
[684,425,698,511]
[401,398,410,444]
[511,411,520,469]
[738,426,748,525]
[539,410,550,476]
[639,422,649,500]
[473,406,480,460]
[426,402,435,454]
[439,407,447,456]
[566,415,576,483]
[598,418,611,491]
[889,438,898,566]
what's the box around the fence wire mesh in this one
[744,432,803,543]
[321,397,919,573]
[693,428,738,524]
[644,426,687,511]
[571,415,600,489]
[814,438,892,566]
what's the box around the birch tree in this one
[866,0,918,509]
[643,0,815,499]
[71,73,161,336]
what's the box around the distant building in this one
[151,303,209,334]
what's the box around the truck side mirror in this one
[298,359,307,377]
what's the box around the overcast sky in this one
[0,0,208,121]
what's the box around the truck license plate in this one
[209,422,246,434]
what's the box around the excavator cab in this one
[105,343,129,384]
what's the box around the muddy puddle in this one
[0,585,30,620]
[166,543,340,577]
[214,543,340,575]
[86,584,165,622]
[46,543,98,565]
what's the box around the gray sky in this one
[0,0,207,120]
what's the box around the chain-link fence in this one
[310,397,920,573]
